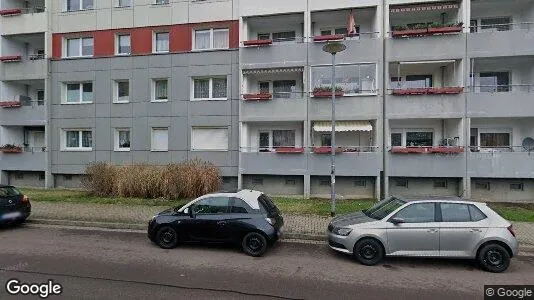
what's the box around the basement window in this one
[475,182,490,191]
[353,179,366,187]
[433,180,448,189]
[396,178,408,188]
[510,183,524,191]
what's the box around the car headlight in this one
[333,227,352,236]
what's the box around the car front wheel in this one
[242,232,268,257]
[155,226,179,249]
[478,243,511,273]
[353,238,384,266]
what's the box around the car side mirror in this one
[186,207,195,218]
[390,217,405,225]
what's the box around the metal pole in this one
[330,53,336,217]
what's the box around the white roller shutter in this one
[151,128,168,151]
[192,128,228,151]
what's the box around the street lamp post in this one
[322,42,346,218]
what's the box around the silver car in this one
[328,196,518,273]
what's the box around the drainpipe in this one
[382,0,387,200]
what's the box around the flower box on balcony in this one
[243,93,272,101]
[391,146,432,153]
[313,34,345,42]
[243,39,273,47]
[0,55,22,62]
[0,101,22,108]
[392,88,428,95]
[312,146,344,154]
[275,147,305,153]
[427,87,464,94]
[313,91,344,98]
[430,147,464,154]
[0,9,23,16]
[392,28,428,38]
[0,145,23,153]
[428,25,463,35]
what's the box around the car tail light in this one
[507,225,516,237]
[20,195,30,204]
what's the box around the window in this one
[257,33,271,40]
[115,129,130,151]
[406,132,433,147]
[405,75,433,89]
[475,181,490,191]
[152,79,168,102]
[37,90,45,106]
[65,83,93,104]
[433,180,447,189]
[151,128,168,151]
[390,133,402,147]
[312,64,376,94]
[273,80,296,99]
[192,77,227,100]
[273,130,295,148]
[510,183,524,191]
[194,28,229,50]
[230,198,252,214]
[259,82,270,94]
[440,203,471,222]
[64,175,73,180]
[321,134,332,147]
[259,132,270,151]
[193,197,229,214]
[115,80,129,103]
[272,31,296,42]
[470,20,478,33]
[154,32,169,53]
[285,179,296,185]
[64,130,92,150]
[117,0,132,7]
[478,72,510,92]
[321,27,360,37]
[470,128,478,147]
[117,34,131,55]
[480,132,510,148]
[354,179,366,187]
[66,0,93,11]
[15,173,24,180]
[66,37,93,57]
[469,205,487,221]
[154,0,169,4]
[396,178,408,187]
[393,203,435,223]
[191,128,228,151]
[480,17,511,32]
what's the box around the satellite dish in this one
[522,137,534,151]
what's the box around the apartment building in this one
[0,0,533,202]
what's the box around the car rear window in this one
[0,187,21,197]
[258,194,279,215]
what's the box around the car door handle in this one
[470,228,482,233]
[427,229,438,233]
[217,221,227,226]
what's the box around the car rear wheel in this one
[155,226,179,249]
[242,232,268,257]
[353,238,384,266]
[478,243,510,273]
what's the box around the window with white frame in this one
[192,77,227,100]
[154,32,169,53]
[152,79,168,102]
[65,37,93,58]
[194,28,229,50]
[311,64,376,94]
[65,82,93,104]
[154,0,169,4]
[65,0,94,11]
[63,130,92,150]
[191,128,228,151]
[151,128,168,151]
[115,129,131,151]
[117,34,131,55]
[114,80,129,103]
[116,0,132,7]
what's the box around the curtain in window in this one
[152,129,168,150]
[66,131,79,148]
[213,29,229,48]
[273,80,296,99]
[273,130,295,147]
[212,78,227,98]
[82,38,93,56]
[156,33,169,52]
[66,84,79,103]
[82,131,92,148]
[119,131,130,148]
[480,133,510,147]
[195,30,211,49]
[67,39,80,57]
[194,79,210,98]
[155,80,168,100]
[118,35,131,54]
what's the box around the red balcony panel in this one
[0,145,23,153]
[0,55,22,62]
[428,25,463,34]
[243,39,273,47]
[427,87,464,94]
[313,34,345,42]
[243,93,272,101]
[0,101,22,108]
[0,9,23,16]
[392,28,428,38]
[275,147,305,153]
[312,146,345,154]
[392,88,428,95]
[391,146,432,153]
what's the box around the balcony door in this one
[30,131,45,151]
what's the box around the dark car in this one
[0,185,31,225]
[148,190,283,257]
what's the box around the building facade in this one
[0,0,533,202]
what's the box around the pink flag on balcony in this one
[347,10,357,35]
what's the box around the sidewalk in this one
[28,201,534,246]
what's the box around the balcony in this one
[0,6,47,35]
[309,148,382,176]
[388,148,466,177]
[0,100,46,126]
[0,56,46,81]
[468,149,534,178]
[468,85,534,118]
[240,151,307,175]
[0,148,46,171]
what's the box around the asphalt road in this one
[0,225,533,300]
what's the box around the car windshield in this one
[0,186,21,197]
[363,197,406,220]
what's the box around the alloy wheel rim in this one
[247,236,263,252]
[161,229,176,245]
[360,244,377,260]
[486,249,503,266]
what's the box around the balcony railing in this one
[389,146,465,154]
[467,146,534,153]
[241,146,380,153]
[467,84,534,93]
[469,22,534,33]
[389,87,464,95]
[241,32,380,47]
[390,23,463,38]
[0,7,45,16]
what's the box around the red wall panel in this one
[170,24,191,52]
[94,31,115,57]
[52,34,62,59]
[130,27,153,55]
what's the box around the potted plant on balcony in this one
[312,87,344,98]
[0,8,23,16]
[428,22,463,34]
[0,55,22,63]
[391,146,432,153]
[392,87,429,95]
[0,144,23,153]
[430,146,464,154]
[243,39,273,47]
[0,100,22,108]
[242,93,272,101]
[392,24,428,37]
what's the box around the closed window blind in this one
[192,128,228,150]
[151,128,169,151]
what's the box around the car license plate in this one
[1,212,21,220]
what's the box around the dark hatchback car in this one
[0,185,31,225]
[148,190,283,257]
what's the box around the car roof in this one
[395,195,484,205]
[196,190,263,210]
